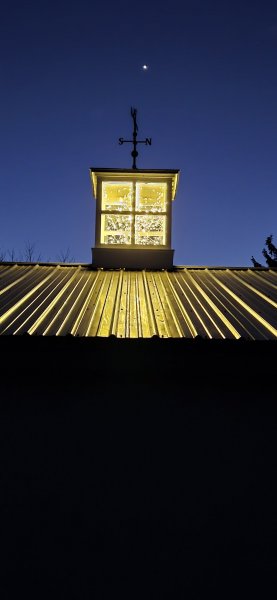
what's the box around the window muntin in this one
[100,181,168,246]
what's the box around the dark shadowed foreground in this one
[1,337,277,598]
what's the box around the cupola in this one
[90,109,180,269]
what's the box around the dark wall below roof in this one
[1,337,277,598]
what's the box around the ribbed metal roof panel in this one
[0,264,276,339]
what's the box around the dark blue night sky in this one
[1,0,276,266]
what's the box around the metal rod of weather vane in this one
[131,107,138,169]
[118,107,152,169]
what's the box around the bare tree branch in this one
[24,241,41,263]
[0,249,6,262]
[8,248,16,261]
[57,248,75,263]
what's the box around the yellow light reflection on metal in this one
[209,270,277,337]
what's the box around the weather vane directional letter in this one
[118,107,152,169]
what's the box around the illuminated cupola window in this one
[90,109,179,269]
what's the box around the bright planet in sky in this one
[142,64,149,70]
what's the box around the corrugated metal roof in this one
[0,263,276,339]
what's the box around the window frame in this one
[99,179,169,248]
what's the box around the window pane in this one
[101,214,132,244]
[135,216,166,245]
[102,182,133,211]
[136,182,167,213]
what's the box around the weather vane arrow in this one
[118,107,152,169]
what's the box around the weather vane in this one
[118,107,152,169]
